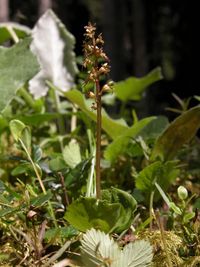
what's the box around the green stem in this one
[95,81,102,199]
[149,190,155,231]
[47,81,65,136]
[19,139,57,228]
[18,87,40,112]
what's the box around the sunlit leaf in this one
[0,22,31,44]
[65,188,137,233]
[81,228,153,267]
[104,117,156,162]
[0,38,39,112]
[114,67,163,102]
[29,9,78,98]
[151,106,200,161]
[9,119,26,141]
[63,141,82,168]
[64,89,128,139]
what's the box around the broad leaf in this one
[81,228,153,267]
[9,120,31,151]
[29,9,78,98]
[65,197,122,233]
[114,67,163,102]
[151,106,200,161]
[65,188,137,233]
[139,116,169,141]
[135,161,179,202]
[64,89,128,139]
[9,119,26,141]
[16,113,61,126]
[63,141,81,168]
[0,38,39,112]
[104,117,156,162]
[0,22,31,44]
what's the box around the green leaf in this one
[11,162,32,176]
[64,89,128,139]
[44,226,78,242]
[0,37,39,112]
[16,113,60,126]
[81,228,153,267]
[65,188,137,233]
[63,141,82,168]
[0,22,31,44]
[0,207,18,217]
[114,67,163,102]
[30,191,52,207]
[139,116,169,141]
[49,156,67,171]
[9,119,26,141]
[104,117,156,162]
[183,212,195,224]
[65,197,122,233]
[151,106,200,161]
[29,9,78,98]
[9,119,31,151]
[135,161,179,202]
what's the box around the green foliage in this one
[0,38,39,112]
[63,140,82,168]
[0,22,31,44]
[114,67,163,102]
[104,116,156,162]
[151,106,200,161]
[81,228,153,267]
[65,187,137,233]
[64,89,128,139]
[135,161,179,202]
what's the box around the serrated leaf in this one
[81,228,120,267]
[29,9,78,98]
[114,67,163,102]
[104,117,156,162]
[0,38,40,112]
[64,89,128,139]
[151,106,200,161]
[123,240,153,267]
[81,229,153,267]
[0,22,31,44]
[63,141,81,168]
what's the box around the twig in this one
[58,172,69,207]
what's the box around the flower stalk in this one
[83,23,112,199]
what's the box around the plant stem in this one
[19,139,57,228]
[149,190,155,231]
[95,81,102,199]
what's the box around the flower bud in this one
[177,186,188,200]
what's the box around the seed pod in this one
[177,186,188,200]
